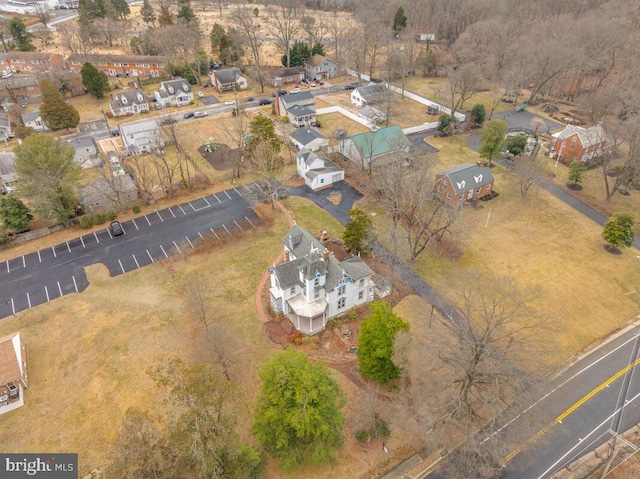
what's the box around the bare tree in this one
[204,322,245,382]
[57,21,94,56]
[123,153,156,202]
[33,2,51,28]
[511,156,546,199]
[221,109,250,179]
[266,0,301,68]
[300,15,327,45]
[183,273,211,330]
[161,20,204,86]
[232,8,266,92]
[30,25,53,47]
[447,62,480,114]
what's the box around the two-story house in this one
[0,332,28,415]
[67,137,100,168]
[350,83,387,107]
[340,125,410,170]
[154,78,193,107]
[81,175,138,214]
[120,119,164,154]
[304,54,341,80]
[269,224,374,335]
[66,54,167,78]
[109,89,150,117]
[550,124,613,165]
[210,67,247,92]
[0,52,64,75]
[433,163,495,208]
[296,148,344,190]
[0,75,40,107]
[21,110,47,132]
[272,66,305,87]
[275,91,316,127]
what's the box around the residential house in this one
[269,224,374,335]
[0,332,28,415]
[340,125,410,169]
[81,175,138,214]
[68,137,100,168]
[304,54,341,80]
[120,119,164,154]
[154,78,194,107]
[0,151,17,194]
[0,75,40,107]
[275,91,316,127]
[433,163,495,208]
[66,54,168,78]
[272,66,305,87]
[296,148,344,190]
[210,67,247,92]
[350,83,387,107]
[290,127,328,152]
[0,113,12,140]
[358,106,387,125]
[109,89,150,117]
[1,52,64,74]
[550,124,613,165]
[21,110,47,131]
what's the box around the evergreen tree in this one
[139,0,155,26]
[392,7,407,36]
[0,197,33,233]
[281,41,312,67]
[157,4,174,26]
[176,4,195,22]
[602,213,635,250]
[112,0,129,18]
[8,18,35,52]
[479,119,508,166]
[40,79,80,130]
[470,103,486,125]
[248,114,281,155]
[504,134,527,156]
[311,42,326,56]
[568,160,588,186]
[343,208,376,255]
[81,62,111,99]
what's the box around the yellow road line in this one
[501,357,640,465]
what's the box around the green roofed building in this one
[340,125,411,170]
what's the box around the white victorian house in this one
[269,225,375,335]
[154,78,193,107]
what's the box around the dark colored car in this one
[258,98,272,106]
[246,97,255,102]
[110,221,124,236]
[310,120,321,128]
[272,90,287,97]
[183,112,195,119]
[344,84,356,91]
[110,129,120,137]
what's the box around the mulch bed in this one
[197,144,241,171]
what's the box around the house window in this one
[320,178,325,184]
[437,186,442,192]
[337,297,346,309]
[338,285,346,295]
[446,192,451,199]
[570,144,574,151]
[476,187,481,193]
[314,277,319,286]
[359,279,364,286]
[443,179,448,185]
[358,291,364,300]
[572,136,577,142]
[114,62,122,67]
[290,287,295,294]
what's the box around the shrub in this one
[132,205,141,214]
[79,216,93,229]
[92,213,106,225]
[290,331,305,345]
[371,413,390,438]
[348,311,358,322]
[356,430,370,442]
[106,212,117,221]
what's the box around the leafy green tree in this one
[210,23,238,65]
[470,103,486,125]
[176,4,195,22]
[248,114,281,156]
[8,18,35,52]
[253,7,259,16]
[281,41,312,67]
[157,3,174,26]
[14,134,80,225]
[479,119,508,166]
[140,0,156,26]
[40,79,80,131]
[14,126,35,140]
[357,301,410,384]
[437,113,458,136]
[392,7,407,36]
[343,208,376,255]
[0,197,33,233]
[504,134,528,156]
[568,160,588,186]
[253,349,344,471]
[602,213,635,250]
[81,62,111,99]
[311,42,326,56]
[112,0,129,18]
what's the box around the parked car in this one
[224,100,236,106]
[183,112,195,119]
[317,80,324,85]
[308,81,316,87]
[194,111,208,118]
[110,129,120,137]
[344,84,356,90]
[154,103,163,110]
[290,87,301,94]
[258,98,272,106]
[272,90,287,97]
[196,91,204,98]
[246,97,255,102]
[310,120,321,128]
[110,221,124,236]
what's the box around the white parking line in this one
[145,215,151,226]
[118,259,125,274]
[57,281,63,296]
[132,218,139,230]
[223,224,231,236]
[210,227,220,240]
[224,190,232,199]
[45,286,50,302]
[168,208,176,218]
[173,241,182,254]
[22,256,25,268]
[203,197,211,206]
[245,216,256,228]
[213,193,221,203]
[80,236,85,248]
[189,201,196,211]
[243,184,252,191]
[66,241,71,252]
[11,298,15,316]
[52,246,57,258]
[178,204,186,215]
[156,209,164,222]
[160,245,168,258]
[198,232,206,243]
[234,187,242,196]
[185,237,194,248]
[94,231,100,243]
[147,250,154,263]
[132,254,140,268]
[5,261,8,273]
[107,228,113,239]
[37,250,41,262]
[234,220,244,231]
[26,292,31,308]
[72,276,78,293]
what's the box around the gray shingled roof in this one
[113,89,147,107]
[0,75,38,90]
[441,163,494,195]
[287,104,315,117]
[68,137,97,150]
[556,124,608,148]
[21,110,41,124]
[355,83,387,103]
[281,91,314,105]
[297,149,343,180]
[120,119,160,136]
[215,67,243,84]
[0,151,16,176]
[161,78,191,95]
[290,128,326,146]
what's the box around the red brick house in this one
[0,75,41,106]
[0,332,28,415]
[66,54,168,78]
[550,124,613,165]
[0,52,65,74]
[433,163,495,208]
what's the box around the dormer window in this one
[182,83,189,92]
[121,95,128,104]
[168,86,174,94]
[136,93,144,102]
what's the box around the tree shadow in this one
[603,245,623,255]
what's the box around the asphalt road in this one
[0,185,261,319]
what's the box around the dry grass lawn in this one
[316,111,370,141]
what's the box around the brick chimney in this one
[320,230,330,242]
[284,250,290,262]
[322,249,329,260]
